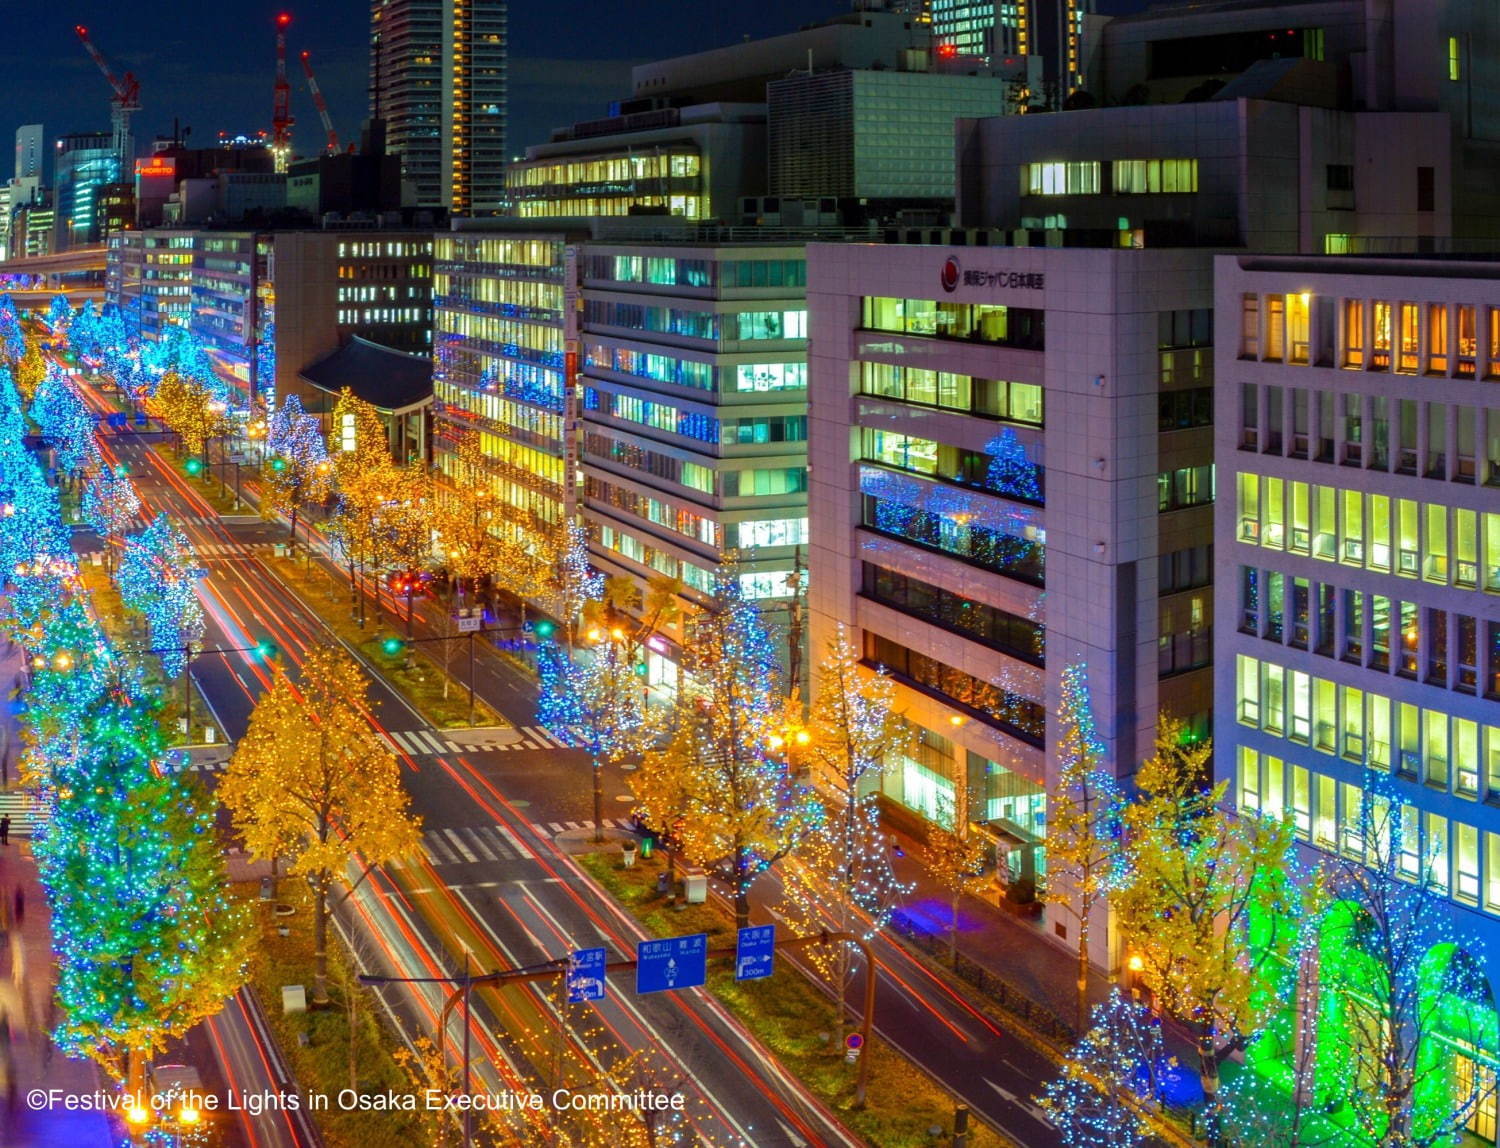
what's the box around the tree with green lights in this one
[1114,716,1301,1147]
[220,646,421,1002]
[1310,775,1492,1147]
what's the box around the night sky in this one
[2,0,1153,180]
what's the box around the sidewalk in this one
[1,842,116,1147]
[881,820,1111,1042]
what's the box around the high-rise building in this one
[14,124,43,184]
[53,132,120,252]
[1213,253,1500,1133]
[931,0,1094,100]
[369,0,507,216]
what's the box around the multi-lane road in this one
[83,422,864,1148]
[64,385,1069,1148]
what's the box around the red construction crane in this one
[299,51,340,155]
[74,26,141,165]
[271,12,295,170]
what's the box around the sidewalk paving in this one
[1,842,117,1148]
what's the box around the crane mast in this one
[300,51,340,155]
[74,25,140,170]
[271,12,295,171]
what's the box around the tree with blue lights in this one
[1040,989,1169,1148]
[32,366,101,483]
[541,576,677,842]
[144,323,222,400]
[46,293,72,332]
[263,394,330,544]
[1043,662,1126,1037]
[633,568,821,930]
[0,294,24,365]
[117,514,205,679]
[82,467,141,573]
[984,429,1042,502]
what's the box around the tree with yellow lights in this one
[148,371,231,463]
[220,646,421,1002]
[1114,716,1298,1145]
[15,336,44,402]
[632,569,820,930]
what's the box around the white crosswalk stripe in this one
[531,819,633,837]
[415,825,518,865]
[522,725,569,748]
[462,828,497,862]
[422,832,459,865]
[442,828,478,863]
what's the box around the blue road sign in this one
[636,934,707,995]
[735,924,775,982]
[567,947,606,1004]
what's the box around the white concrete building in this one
[806,242,1216,961]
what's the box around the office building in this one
[104,226,433,405]
[805,243,1214,951]
[53,132,120,252]
[1214,253,1500,1140]
[0,186,10,262]
[580,241,812,686]
[767,69,1013,204]
[14,125,43,184]
[107,230,197,342]
[431,227,576,554]
[931,0,1095,100]
[369,0,508,215]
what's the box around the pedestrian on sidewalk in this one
[0,816,10,847]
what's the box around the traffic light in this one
[114,462,129,477]
[381,636,404,657]
[185,458,203,476]
[270,456,287,473]
[634,662,648,677]
[533,619,555,639]
[254,639,277,660]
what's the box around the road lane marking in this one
[442,828,479,863]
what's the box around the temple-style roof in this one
[299,336,432,414]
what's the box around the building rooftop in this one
[299,336,433,413]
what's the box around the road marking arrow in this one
[985,1079,1053,1126]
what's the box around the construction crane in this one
[300,51,340,155]
[74,25,141,168]
[271,12,295,171]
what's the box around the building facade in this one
[53,132,120,252]
[369,0,508,215]
[580,242,811,686]
[107,229,196,342]
[1214,253,1500,1140]
[431,228,575,552]
[806,243,1216,964]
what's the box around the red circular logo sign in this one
[940,256,961,293]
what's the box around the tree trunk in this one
[1197,1024,1221,1147]
[1077,927,1090,1037]
[592,757,604,844]
[289,504,300,545]
[406,583,415,637]
[733,844,751,930]
[951,891,960,966]
[313,877,331,1005]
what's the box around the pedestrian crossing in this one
[0,791,49,839]
[379,725,570,757]
[529,818,636,838]
[192,541,280,558]
[393,819,640,868]
[177,725,572,774]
